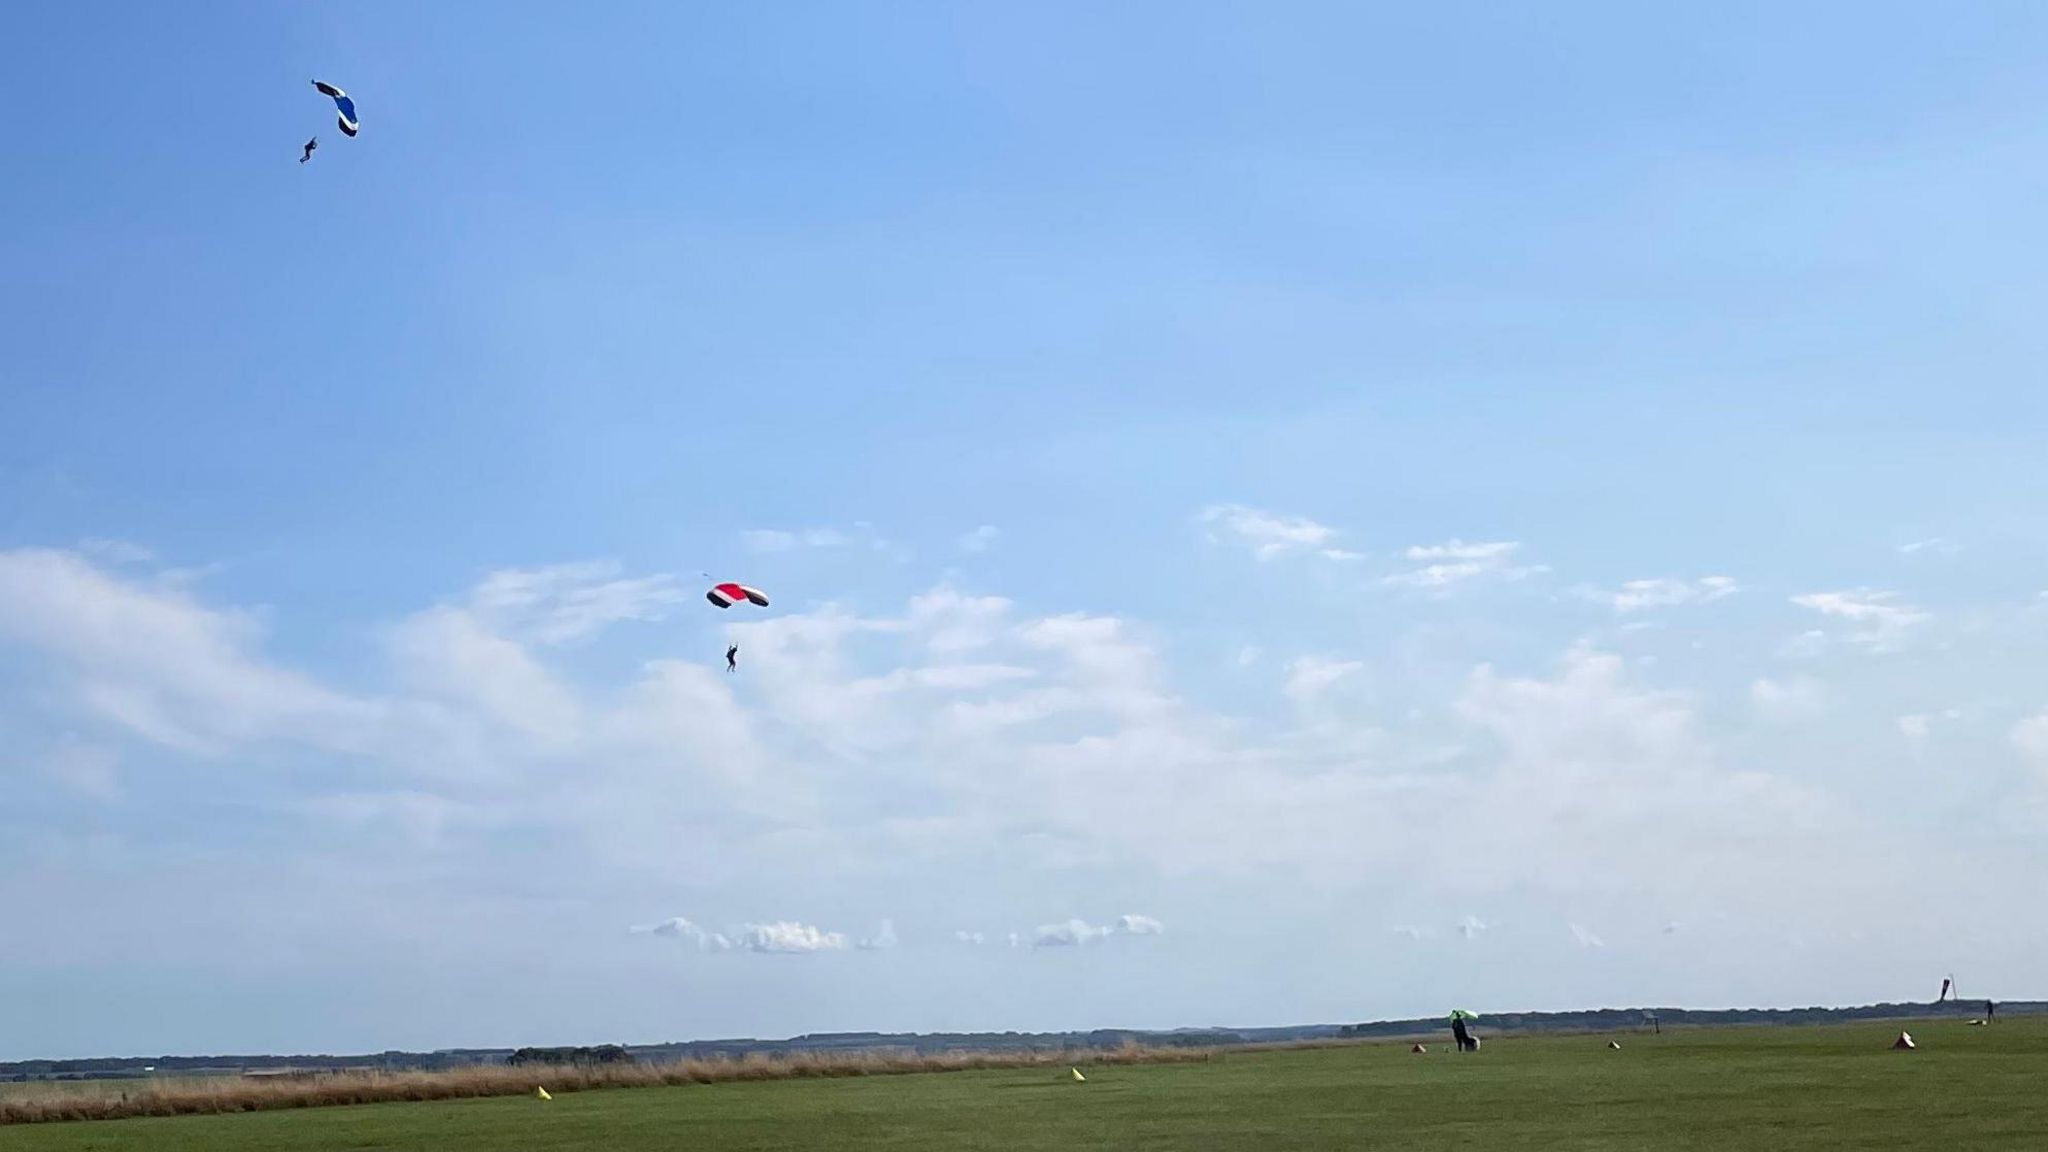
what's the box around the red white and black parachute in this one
[706,582,770,609]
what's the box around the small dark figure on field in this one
[1987,1000,1996,1021]
[1451,1015,1474,1052]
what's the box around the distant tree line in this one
[506,1045,633,1067]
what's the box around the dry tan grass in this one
[0,1043,1212,1125]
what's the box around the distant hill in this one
[5,999,2035,1082]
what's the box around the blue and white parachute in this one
[312,80,359,137]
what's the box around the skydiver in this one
[300,137,317,163]
[726,644,739,673]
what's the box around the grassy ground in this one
[0,1078,230,1103]
[10,1020,2048,1151]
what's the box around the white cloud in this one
[466,562,685,645]
[1031,915,1165,948]
[15,547,2036,1049]
[1033,918,1114,948]
[76,538,154,565]
[742,524,901,559]
[953,930,986,946]
[1790,590,1929,652]
[1284,655,1363,704]
[858,920,899,951]
[633,917,853,954]
[1391,924,1430,941]
[1236,645,1262,667]
[631,917,734,952]
[1198,504,1350,561]
[0,548,375,756]
[741,528,847,552]
[958,526,1000,554]
[1586,577,1740,614]
[1751,677,1824,720]
[1383,540,1543,590]
[388,606,581,745]
[1570,923,1606,949]
[1404,541,1520,563]
[1896,714,1931,743]
[1897,538,1960,556]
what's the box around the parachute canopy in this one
[707,582,769,609]
[313,80,359,137]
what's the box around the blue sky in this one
[6,1,2048,1059]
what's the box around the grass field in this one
[0,1077,231,1104]
[10,1020,2048,1151]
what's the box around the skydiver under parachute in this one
[297,81,356,163]
[706,583,765,671]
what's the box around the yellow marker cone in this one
[1070,1067,1086,1082]
[535,1086,553,1100]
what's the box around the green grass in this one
[11,1021,2048,1151]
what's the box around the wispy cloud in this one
[1457,915,1488,940]
[1383,541,1543,590]
[76,538,154,565]
[1284,655,1363,704]
[468,562,685,645]
[958,526,1000,554]
[1897,537,1961,556]
[741,528,849,552]
[953,930,986,946]
[1405,541,1520,563]
[1897,714,1931,743]
[1391,924,1430,941]
[1570,923,1606,949]
[741,522,904,560]
[1751,677,1824,720]
[1198,504,1354,561]
[1584,577,1739,614]
[1790,590,1929,652]
[0,548,375,757]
